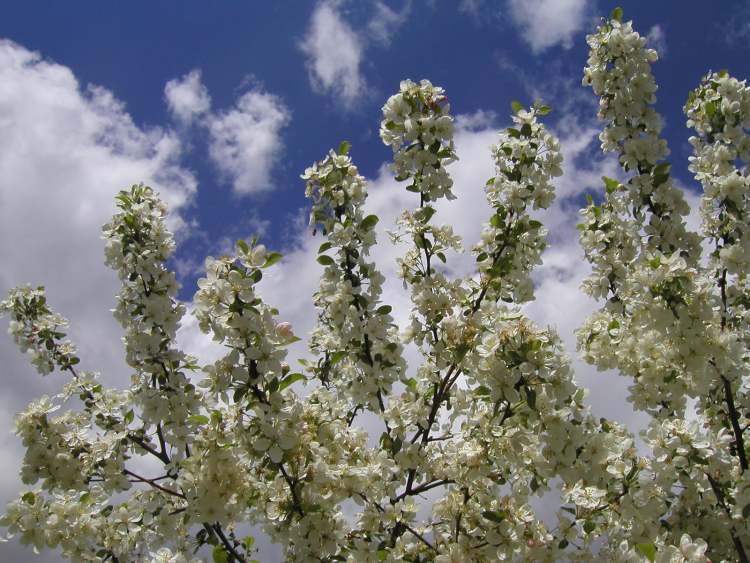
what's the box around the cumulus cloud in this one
[299,1,366,108]
[367,0,412,46]
[646,24,667,58]
[725,2,750,46]
[298,0,413,107]
[205,89,290,195]
[0,39,196,561]
[458,0,484,18]
[245,108,648,435]
[162,67,290,197]
[164,68,211,124]
[507,0,591,53]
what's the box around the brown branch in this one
[212,523,248,563]
[123,469,185,499]
[706,473,748,563]
[721,375,748,472]
[279,463,305,517]
[128,434,171,464]
[401,522,436,552]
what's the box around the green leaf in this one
[21,492,35,505]
[636,543,656,562]
[318,242,332,254]
[528,220,543,230]
[602,176,620,194]
[525,387,537,410]
[124,409,134,425]
[416,206,436,223]
[436,252,447,263]
[476,252,488,262]
[317,255,336,266]
[474,385,491,397]
[405,377,418,390]
[189,415,209,425]
[361,215,379,230]
[454,343,470,363]
[243,536,255,549]
[520,123,532,137]
[611,6,623,22]
[652,163,671,187]
[377,550,387,561]
[482,510,508,523]
[490,214,503,228]
[263,252,283,268]
[583,520,596,534]
[279,373,305,391]
[213,545,229,563]
[511,100,523,113]
[267,377,279,394]
[376,305,393,315]
[236,239,249,253]
[338,140,352,155]
[536,104,552,116]
[649,256,661,269]
[705,101,716,118]
[329,351,347,366]
[486,177,495,186]
[507,128,521,139]
[487,265,503,279]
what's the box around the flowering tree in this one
[1,9,748,562]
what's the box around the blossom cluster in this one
[0,286,80,374]
[577,10,750,561]
[2,9,750,562]
[474,103,562,304]
[577,12,708,416]
[686,71,750,276]
[102,184,202,447]
[380,79,457,202]
[302,147,406,411]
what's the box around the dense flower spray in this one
[1,8,748,563]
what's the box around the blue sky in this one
[3,0,749,301]
[0,1,749,560]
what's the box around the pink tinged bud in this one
[275,322,294,341]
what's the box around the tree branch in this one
[123,469,185,499]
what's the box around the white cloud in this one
[455,109,498,131]
[205,89,290,195]
[458,0,484,17]
[367,0,411,46]
[246,109,651,436]
[507,0,591,53]
[725,2,750,46]
[164,69,211,124]
[299,1,366,108]
[646,24,667,58]
[0,39,197,561]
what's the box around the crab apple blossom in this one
[1,7,749,563]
